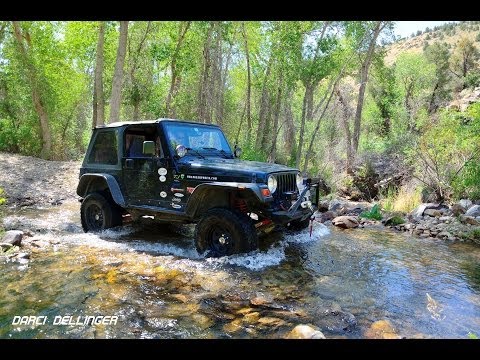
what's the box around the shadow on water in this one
[2,202,480,338]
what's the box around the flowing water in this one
[1,201,480,339]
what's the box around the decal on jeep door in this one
[157,168,167,176]
[159,175,166,182]
[186,175,217,181]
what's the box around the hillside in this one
[386,21,480,65]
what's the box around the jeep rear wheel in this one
[81,192,122,232]
[194,208,258,257]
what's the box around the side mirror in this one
[234,146,242,158]
[176,144,187,158]
[143,141,155,156]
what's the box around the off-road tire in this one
[194,208,258,257]
[81,192,122,232]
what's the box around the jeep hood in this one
[179,157,297,176]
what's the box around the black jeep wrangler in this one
[77,119,319,257]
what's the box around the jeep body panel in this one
[78,118,318,227]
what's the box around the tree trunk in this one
[128,21,151,121]
[428,82,439,114]
[267,77,283,163]
[283,90,296,162]
[12,21,52,159]
[303,77,340,173]
[352,21,383,153]
[94,21,105,127]
[166,21,190,117]
[198,23,214,123]
[295,84,313,168]
[242,22,252,141]
[109,21,129,123]
[336,88,354,174]
[255,55,273,150]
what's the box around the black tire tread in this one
[194,207,258,257]
[80,192,122,232]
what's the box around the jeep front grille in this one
[275,173,297,194]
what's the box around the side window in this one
[125,134,146,157]
[88,131,118,165]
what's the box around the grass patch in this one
[461,229,480,242]
[380,185,422,213]
[360,204,383,220]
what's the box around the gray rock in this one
[437,231,455,241]
[458,199,473,210]
[2,230,23,246]
[466,205,480,217]
[459,215,480,226]
[424,209,442,217]
[412,203,437,218]
[439,216,452,222]
[328,199,346,212]
[16,252,30,259]
[332,216,359,229]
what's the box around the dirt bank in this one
[0,152,81,207]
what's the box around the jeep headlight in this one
[267,175,277,194]
[296,172,305,191]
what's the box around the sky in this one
[394,21,457,39]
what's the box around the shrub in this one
[380,185,422,213]
[407,105,480,201]
[360,204,383,220]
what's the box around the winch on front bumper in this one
[267,178,320,224]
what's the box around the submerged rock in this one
[332,216,359,229]
[285,324,325,339]
[364,319,401,339]
[2,230,23,246]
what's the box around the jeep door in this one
[122,126,162,207]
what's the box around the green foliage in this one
[465,70,480,88]
[407,104,480,201]
[0,187,5,206]
[360,204,383,220]
[461,229,480,242]
[468,332,479,339]
[388,216,406,226]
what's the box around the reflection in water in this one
[1,201,480,338]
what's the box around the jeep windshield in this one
[164,123,233,158]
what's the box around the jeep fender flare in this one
[76,174,126,207]
[185,182,263,218]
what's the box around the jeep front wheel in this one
[194,208,258,257]
[81,192,122,232]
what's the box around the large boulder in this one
[285,324,325,339]
[1,230,23,246]
[412,203,448,218]
[466,205,480,217]
[332,216,359,229]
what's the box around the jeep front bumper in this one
[268,181,320,225]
